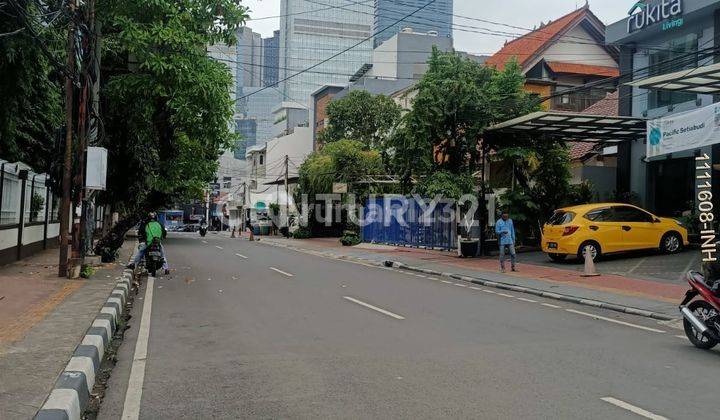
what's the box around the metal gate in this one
[360,196,456,250]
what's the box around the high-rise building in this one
[279,0,373,106]
[262,30,280,87]
[373,0,453,48]
[236,27,264,114]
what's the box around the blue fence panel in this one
[360,196,456,250]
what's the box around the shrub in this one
[80,264,95,279]
[292,226,311,239]
[340,231,360,246]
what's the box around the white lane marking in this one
[497,293,515,298]
[469,286,482,290]
[342,296,405,320]
[516,297,538,303]
[215,245,223,250]
[441,280,453,284]
[453,283,468,288]
[541,303,561,309]
[235,253,248,259]
[565,309,666,333]
[414,274,427,278]
[482,290,497,294]
[675,334,688,340]
[427,277,439,281]
[269,267,294,277]
[627,258,646,275]
[601,397,669,420]
[122,276,155,420]
[678,254,698,281]
[202,240,208,244]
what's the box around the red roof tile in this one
[546,61,619,78]
[485,7,588,71]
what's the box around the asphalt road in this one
[98,233,720,419]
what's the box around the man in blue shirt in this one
[495,210,517,273]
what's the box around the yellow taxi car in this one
[541,203,688,261]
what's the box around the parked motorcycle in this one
[679,270,720,349]
[144,238,165,277]
[199,223,207,237]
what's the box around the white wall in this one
[542,25,618,68]
[265,126,314,182]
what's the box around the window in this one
[548,211,575,225]
[584,207,613,222]
[259,155,264,165]
[612,206,654,223]
[647,34,698,108]
[1,174,20,225]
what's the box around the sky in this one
[242,0,631,55]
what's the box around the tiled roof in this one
[568,91,620,161]
[485,7,588,71]
[546,61,619,78]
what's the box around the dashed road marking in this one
[441,280,453,284]
[601,397,668,420]
[414,274,427,278]
[269,267,294,277]
[201,240,208,244]
[235,253,248,259]
[497,293,515,298]
[343,296,405,320]
[516,297,538,303]
[215,245,223,250]
[453,283,468,288]
[541,303,561,309]
[469,286,482,290]
[482,290,497,294]
[566,309,666,333]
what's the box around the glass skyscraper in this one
[373,0,453,48]
[279,0,373,106]
[263,30,280,87]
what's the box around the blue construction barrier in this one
[360,196,457,250]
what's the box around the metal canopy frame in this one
[485,111,647,143]
[625,62,720,94]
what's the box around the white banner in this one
[647,103,720,158]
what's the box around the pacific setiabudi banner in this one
[647,103,720,158]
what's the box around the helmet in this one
[148,212,157,219]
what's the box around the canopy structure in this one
[625,62,720,95]
[485,111,647,143]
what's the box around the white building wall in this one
[542,25,618,68]
[265,126,314,182]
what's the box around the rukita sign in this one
[627,0,683,33]
[646,102,720,158]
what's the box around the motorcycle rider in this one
[127,212,169,274]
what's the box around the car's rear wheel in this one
[661,232,683,254]
[548,253,566,262]
[577,241,601,261]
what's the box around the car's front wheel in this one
[661,232,683,254]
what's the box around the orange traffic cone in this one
[581,245,600,277]
[248,227,254,242]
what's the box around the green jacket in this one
[145,220,164,244]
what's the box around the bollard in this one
[581,245,600,277]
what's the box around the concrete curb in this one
[257,239,676,322]
[384,260,676,321]
[34,269,135,420]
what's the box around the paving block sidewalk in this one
[0,244,132,419]
[257,236,687,318]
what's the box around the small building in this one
[485,4,619,112]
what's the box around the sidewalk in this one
[0,244,132,419]
[256,236,687,319]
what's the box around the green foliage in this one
[292,226,311,239]
[96,0,247,217]
[0,1,64,173]
[340,231,360,246]
[392,50,538,181]
[29,192,45,221]
[413,171,475,201]
[80,264,96,279]
[319,90,401,151]
[569,181,595,205]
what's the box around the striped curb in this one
[34,269,135,420]
[258,239,676,321]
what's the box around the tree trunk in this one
[94,214,140,262]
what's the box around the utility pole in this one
[284,154,289,235]
[58,0,76,277]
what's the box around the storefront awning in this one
[485,111,646,143]
[625,62,720,94]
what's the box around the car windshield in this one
[547,211,575,225]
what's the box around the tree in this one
[0,0,64,175]
[319,90,401,151]
[392,49,538,184]
[93,0,248,258]
[296,139,387,235]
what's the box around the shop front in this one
[606,0,720,217]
